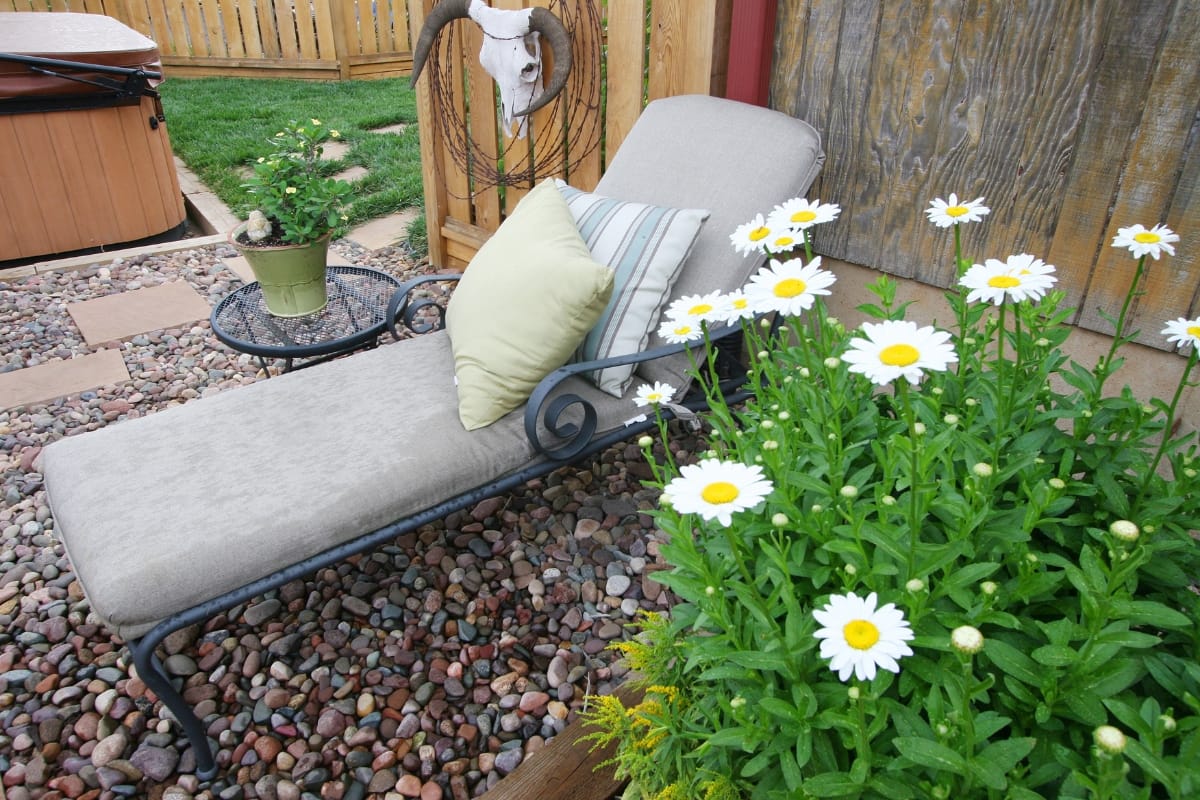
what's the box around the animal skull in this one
[411,0,572,139]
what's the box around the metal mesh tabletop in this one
[210,266,403,363]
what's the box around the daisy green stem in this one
[1138,347,1198,505]
[895,380,921,580]
[803,228,814,263]
[853,686,872,771]
[952,224,970,376]
[994,302,1013,463]
[1096,254,1146,399]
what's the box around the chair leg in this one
[128,636,218,780]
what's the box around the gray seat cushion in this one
[42,331,638,640]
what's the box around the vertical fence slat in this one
[272,0,300,60]
[254,0,280,58]
[390,0,410,51]
[464,13,501,232]
[565,0,601,188]
[356,0,379,54]
[602,0,646,169]
[217,0,245,58]
[528,0,568,184]
[182,0,208,55]
[294,0,319,60]
[313,0,337,63]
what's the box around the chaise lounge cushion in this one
[41,331,641,641]
[446,179,615,430]
[554,179,709,397]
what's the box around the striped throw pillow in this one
[555,180,710,396]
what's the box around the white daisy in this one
[633,381,677,407]
[767,197,841,231]
[657,318,704,344]
[841,320,958,386]
[1162,317,1200,351]
[925,193,990,228]
[717,290,755,323]
[743,256,837,317]
[764,230,804,255]
[813,591,914,682]
[1112,223,1179,260]
[959,254,1058,305]
[664,291,725,325]
[663,458,773,526]
[729,213,776,256]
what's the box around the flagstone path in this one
[0,131,423,412]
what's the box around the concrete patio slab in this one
[370,122,409,135]
[320,141,351,161]
[346,210,422,251]
[333,165,369,182]
[68,281,212,345]
[0,349,129,411]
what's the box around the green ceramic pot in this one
[230,224,330,317]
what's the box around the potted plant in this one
[584,196,1199,799]
[230,119,354,317]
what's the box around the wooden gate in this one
[409,0,732,269]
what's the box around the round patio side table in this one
[210,266,403,374]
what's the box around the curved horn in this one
[410,0,473,87]
[516,7,572,117]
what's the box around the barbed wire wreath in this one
[422,0,603,193]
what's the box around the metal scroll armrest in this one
[385,273,463,339]
[523,322,753,460]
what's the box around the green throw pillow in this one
[446,179,615,431]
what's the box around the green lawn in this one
[159,77,425,251]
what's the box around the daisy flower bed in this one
[582,196,1200,799]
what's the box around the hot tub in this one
[0,12,186,264]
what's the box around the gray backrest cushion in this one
[594,94,825,389]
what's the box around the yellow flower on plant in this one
[1162,317,1200,351]
[925,193,990,227]
[330,129,340,138]
[767,197,841,231]
[743,256,837,317]
[813,591,914,681]
[285,186,298,195]
[664,458,772,526]
[729,213,777,256]
[959,254,1057,305]
[841,320,958,386]
[310,118,321,125]
[1112,223,1178,260]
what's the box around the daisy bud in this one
[1142,405,1154,414]
[972,462,994,478]
[1082,410,1093,418]
[637,436,654,448]
[847,686,861,701]
[965,397,978,407]
[839,485,859,499]
[823,357,840,369]
[757,350,770,360]
[783,375,794,384]
[1186,468,1198,479]
[844,563,857,576]
[705,586,716,597]
[1049,477,1066,490]
[660,494,672,508]
[1034,457,1045,464]
[762,439,779,451]
[827,316,840,327]
[754,455,763,463]
[730,695,746,708]
[963,337,976,346]
[1094,725,1127,755]
[811,504,824,514]
[932,786,950,800]
[1109,520,1139,542]
[770,403,781,411]
[772,513,789,527]
[881,495,897,506]
[913,422,926,435]
[1159,715,1177,733]
[931,386,944,396]
[943,413,959,425]
[905,578,925,592]
[735,430,744,437]
[935,722,951,737]
[1144,525,1156,533]
[705,450,718,459]
[799,368,811,378]
[951,625,985,654]
[980,581,998,596]
[778,410,791,421]
[1036,337,1050,347]
[760,317,772,329]
[761,419,775,430]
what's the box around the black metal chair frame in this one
[128,273,755,779]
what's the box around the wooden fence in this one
[772,0,1200,348]
[1,0,414,79]
[410,0,732,269]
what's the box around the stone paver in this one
[370,122,409,135]
[67,281,212,345]
[0,349,129,410]
[319,140,351,161]
[333,165,369,182]
[345,210,422,251]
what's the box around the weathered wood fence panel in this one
[772,0,1200,348]
[411,0,731,270]
[0,0,415,80]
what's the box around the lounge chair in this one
[40,94,824,779]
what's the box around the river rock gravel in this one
[0,240,703,800]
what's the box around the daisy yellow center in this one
[843,619,880,650]
[988,275,1021,288]
[774,278,808,298]
[673,325,692,336]
[688,303,714,316]
[749,226,771,242]
[945,205,969,217]
[1134,231,1161,244]
[790,210,817,223]
[701,481,740,505]
[879,343,920,367]
[775,237,796,247]
[1188,326,1200,338]
[732,298,748,309]
[647,392,663,402]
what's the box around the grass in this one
[159,77,425,249]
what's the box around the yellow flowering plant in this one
[239,118,353,245]
[583,197,1199,799]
